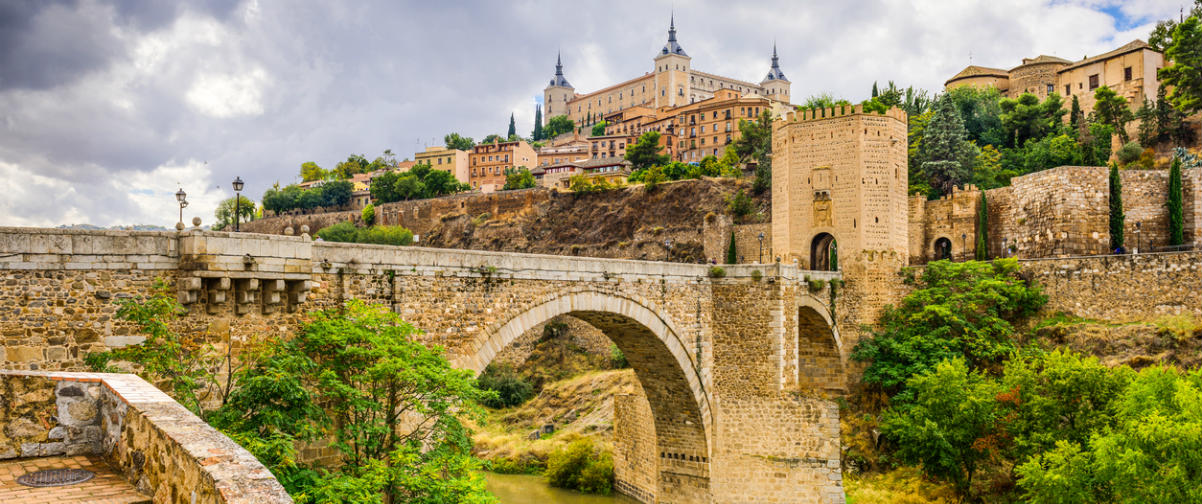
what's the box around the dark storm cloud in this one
[0,0,1178,227]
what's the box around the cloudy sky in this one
[0,0,1184,227]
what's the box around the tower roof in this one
[658,14,688,58]
[549,51,572,88]
[762,43,787,83]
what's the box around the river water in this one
[484,472,642,504]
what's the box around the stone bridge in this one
[0,228,848,504]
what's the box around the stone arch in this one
[933,236,953,260]
[811,232,838,271]
[797,295,845,393]
[467,290,712,501]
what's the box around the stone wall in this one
[1020,251,1202,322]
[614,393,658,504]
[0,370,289,504]
[490,315,612,367]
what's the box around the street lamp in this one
[232,176,245,232]
[757,232,765,263]
[1135,221,1141,254]
[175,188,188,230]
[961,233,967,261]
[664,238,672,262]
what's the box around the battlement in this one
[776,104,907,128]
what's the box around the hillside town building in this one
[469,139,536,192]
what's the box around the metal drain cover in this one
[16,468,95,487]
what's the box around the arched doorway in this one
[797,298,844,394]
[934,237,952,260]
[468,292,711,503]
[811,233,838,271]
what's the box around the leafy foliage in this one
[624,131,669,171]
[476,362,535,408]
[725,188,753,218]
[370,164,469,203]
[543,115,575,139]
[360,203,375,226]
[1094,86,1133,143]
[851,259,1047,392]
[1169,156,1185,246]
[316,222,414,246]
[502,167,536,190]
[1109,163,1124,251]
[262,180,354,214]
[568,175,616,193]
[532,105,544,141]
[726,230,737,264]
[975,191,987,260]
[445,132,475,151]
[921,93,977,193]
[591,121,607,136]
[213,195,257,231]
[732,111,774,194]
[1158,15,1202,115]
[545,438,613,495]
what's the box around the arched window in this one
[934,238,952,261]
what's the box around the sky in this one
[0,0,1186,227]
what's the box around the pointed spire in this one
[762,43,787,83]
[668,12,677,43]
[550,51,572,88]
[659,12,688,57]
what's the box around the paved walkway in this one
[0,455,149,504]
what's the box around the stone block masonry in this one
[0,370,290,504]
[1020,251,1202,322]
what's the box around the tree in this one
[532,105,544,141]
[850,259,1047,392]
[921,93,977,194]
[625,131,669,171]
[591,120,607,137]
[544,115,574,139]
[445,132,475,151]
[480,133,504,144]
[726,230,737,264]
[333,154,372,179]
[871,81,879,98]
[1093,86,1134,144]
[502,167,536,190]
[1000,92,1065,148]
[881,358,1003,499]
[1159,16,1202,116]
[1169,156,1185,246]
[1069,95,1083,136]
[725,188,753,218]
[508,113,517,138]
[732,111,774,194]
[213,195,256,231]
[319,180,353,208]
[361,203,375,226]
[1109,163,1125,252]
[975,191,988,260]
[300,161,328,182]
[1148,0,1202,52]
[799,93,851,109]
[211,300,493,503]
[971,144,1014,189]
[948,86,1005,147]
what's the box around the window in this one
[1065,84,1071,96]
[1124,67,1132,81]
[1046,84,1054,94]
[1088,74,1099,90]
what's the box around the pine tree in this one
[1069,95,1083,136]
[532,105,543,141]
[1109,163,1125,252]
[975,190,989,260]
[507,113,516,138]
[872,81,879,98]
[1169,155,1184,246]
[921,93,975,194]
[726,230,738,264]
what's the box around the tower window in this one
[1124,67,1132,81]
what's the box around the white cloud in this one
[186,68,270,118]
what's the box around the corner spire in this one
[762,43,787,83]
[659,13,688,57]
[550,51,572,88]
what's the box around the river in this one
[484,472,642,504]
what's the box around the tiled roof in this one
[1058,40,1155,72]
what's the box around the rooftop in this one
[1058,40,1154,73]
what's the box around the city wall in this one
[909,166,1202,263]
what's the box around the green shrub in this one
[725,189,753,218]
[708,266,726,278]
[361,203,375,226]
[546,438,613,495]
[750,269,763,282]
[807,278,827,292]
[476,362,535,408]
[609,344,628,369]
[1117,141,1143,165]
[357,225,413,246]
[315,221,358,242]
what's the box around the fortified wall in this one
[908,166,1202,263]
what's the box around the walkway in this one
[0,455,149,504]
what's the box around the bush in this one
[725,189,753,218]
[708,266,726,278]
[608,344,628,369]
[361,203,375,226]
[315,221,358,242]
[1117,141,1143,165]
[476,362,535,408]
[546,438,613,495]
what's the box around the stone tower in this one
[759,44,790,103]
[772,105,909,357]
[653,14,691,109]
[543,52,575,124]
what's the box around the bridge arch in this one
[466,290,712,501]
[797,294,845,393]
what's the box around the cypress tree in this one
[532,105,543,140]
[507,113,516,138]
[1109,163,1125,252]
[872,81,879,98]
[1169,155,1184,246]
[1069,95,1083,136]
[726,230,738,264]
[975,190,989,260]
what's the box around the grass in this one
[1154,313,1202,343]
[844,467,957,504]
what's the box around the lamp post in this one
[1135,221,1141,254]
[664,238,672,262]
[757,232,765,263]
[175,188,188,230]
[961,233,967,261]
[232,176,244,232]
